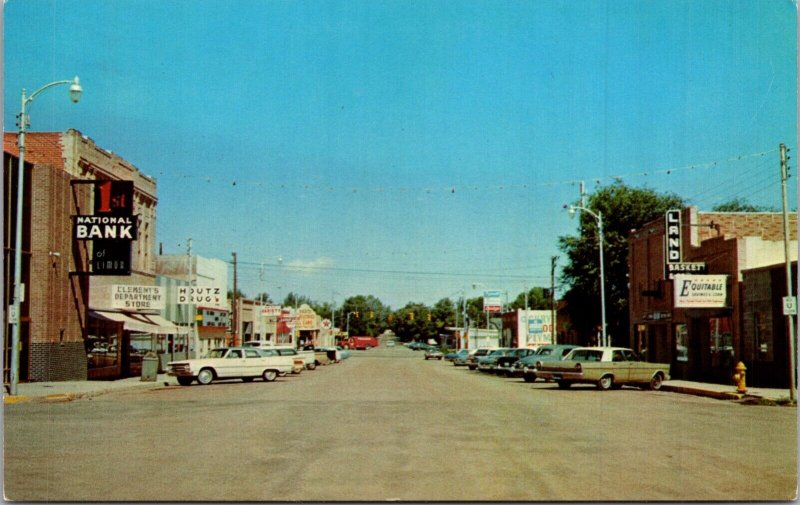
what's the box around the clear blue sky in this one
[4,0,797,308]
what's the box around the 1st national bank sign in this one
[71,180,136,275]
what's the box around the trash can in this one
[141,352,159,382]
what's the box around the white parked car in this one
[167,347,295,386]
[243,341,316,371]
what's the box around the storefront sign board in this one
[673,274,727,308]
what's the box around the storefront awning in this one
[142,314,191,335]
[90,311,189,335]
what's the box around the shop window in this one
[635,325,647,360]
[709,316,734,368]
[754,311,773,362]
[87,333,119,369]
[674,324,688,362]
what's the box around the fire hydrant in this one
[732,361,747,394]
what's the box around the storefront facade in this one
[3,130,160,382]
[741,262,797,388]
[628,207,796,386]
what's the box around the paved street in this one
[4,346,797,501]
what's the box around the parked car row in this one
[434,344,671,391]
[167,344,350,386]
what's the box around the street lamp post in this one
[568,205,607,347]
[9,77,82,395]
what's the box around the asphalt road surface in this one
[4,345,797,501]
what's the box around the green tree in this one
[282,291,314,308]
[559,181,684,344]
[341,295,386,336]
[391,302,437,342]
[432,297,458,328]
[227,288,247,300]
[712,197,775,212]
[253,292,274,304]
[508,287,551,310]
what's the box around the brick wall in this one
[28,342,87,382]
[696,212,797,243]
[27,163,91,380]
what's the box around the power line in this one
[233,259,544,281]
[154,149,777,194]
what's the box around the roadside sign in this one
[783,296,797,316]
[483,290,502,312]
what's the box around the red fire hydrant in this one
[732,361,747,394]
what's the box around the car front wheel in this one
[556,380,571,389]
[262,369,278,382]
[523,373,536,383]
[177,376,193,386]
[197,368,214,385]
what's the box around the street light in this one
[567,204,607,347]
[9,76,82,395]
[471,282,489,329]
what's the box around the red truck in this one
[346,336,379,350]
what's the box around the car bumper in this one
[535,370,584,381]
[167,370,193,377]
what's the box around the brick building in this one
[628,206,797,386]
[3,130,161,382]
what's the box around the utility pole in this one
[232,252,238,347]
[580,180,586,208]
[779,144,796,401]
[188,239,198,358]
[551,256,558,344]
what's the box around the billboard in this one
[518,310,555,348]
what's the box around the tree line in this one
[230,183,772,343]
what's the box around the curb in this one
[661,384,743,400]
[3,380,172,404]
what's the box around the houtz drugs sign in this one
[177,286,223,305]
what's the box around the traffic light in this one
[409,311,414,321]
[369,311,374,319]
[427,313,432,322]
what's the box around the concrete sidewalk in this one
[3,374,176,404]
[661,380,794,402]
[3,375,795,404]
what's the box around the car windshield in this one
[206,349,227,359]
[567,349,604,362]
[536,347,553,356]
